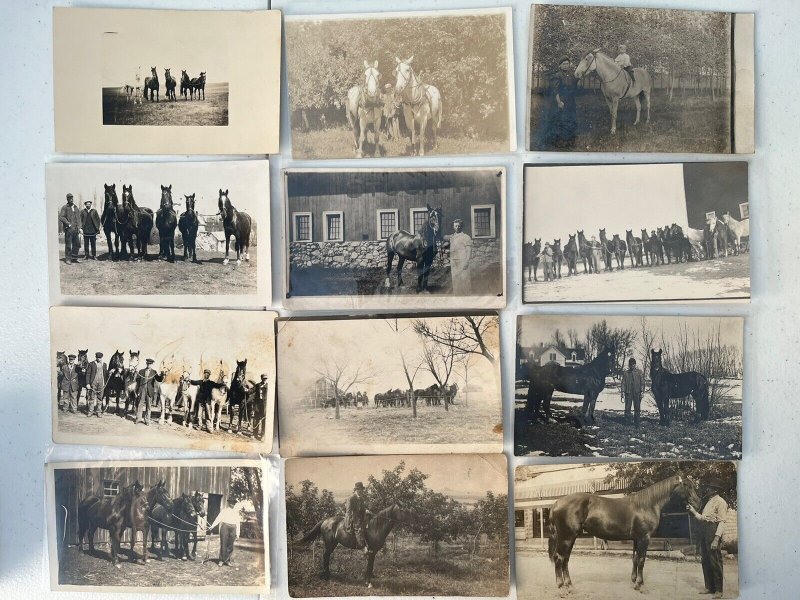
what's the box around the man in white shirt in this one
[687,478,729,598]
[449,218,473,295]
[208,498,242,566]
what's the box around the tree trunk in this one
[334,391,340,420]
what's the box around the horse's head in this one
[650,349,663,374]
[674,473,701,511]
[425,204,442,239]
[235,359,247,381]
[103,183,118,208]
[389,502,413,527]
[150,67,157,77]
[599,228,607,238]
[568,233,576,243]
[160,184,172,208]
[199,71,206,81]
[149,479,173,511]
[164,68,171,78]
[574,50,600,79]
[641,228,648,238]
[362,60,381,97]
[181,69,188,80]
[122,184,134,208]
[612,233,621,242]
[131,479,144,496]
[179,493,198,518]
[553,238,561,249]
[77,350,88,365]
[184,193,196,212]
[192,491,206,517]
[129,350,140,369]
[218,189,231,218]
[394,56,415,94]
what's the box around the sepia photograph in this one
[515,462,738,599]
[50,307,276,452]
[523,162,750,303]
[47,160,270,307]
[514,315,743,459]
[526,5,754,153]
[286,454,508,596]
[278,314,502,456]
[46,460,268,593]
[284,168,506,310]
[53,8,281,154]
[284,8,515,159]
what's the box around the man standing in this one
[540,242,554,282]
[208,497,242,567]
[548,57,578,149]
[687,478,729,599]
[80,200,102,260]
[135,358,164,426]
[621,357,645,426]
[59,354,80,413]
[59,193,81,264]
[85,351,108,418]
[189,369,227,432]
[344,482,369,554]
[615,43,635,83]
[247,373,269,441]
[449,219,473,295]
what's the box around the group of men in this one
[58,193,102,263]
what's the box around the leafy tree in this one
[285,479,340,539]
[229,467,263,527]
[365,461,429,512]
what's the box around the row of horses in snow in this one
[96,183,251,264]
[524,215,749,281]
[123,67,207,103]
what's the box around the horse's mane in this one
[627,475,680,509]
[368,504,400,529]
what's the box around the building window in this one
[571,352,577,361]
[514,510,525,528]
[410,208,428,235]
[549,352,556,362]
[377,209,398,240]
[471,204,496,238]
[323,211,343,242]
[739,202,749,219]
[102,480,120,497]
[292,212,312,243]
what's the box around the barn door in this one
[207,493,223,534]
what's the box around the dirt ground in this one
[516,549,738,600]
[102,83,229,126]
[523,253,749,303]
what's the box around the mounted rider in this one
[614,44,635,84]
[344,482,370,554]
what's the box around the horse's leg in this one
[634,534,650,590]
[645,90,651,124]
[561,537,576,590]
[365,550,376,588]
[357,113,367,159]
[633,94,641,126]
[609,97,619,135]
[321,542,335,579]
[418,112,428,157]
[396,256,406,287]
[223,234,230,265]
[631,538,639,583]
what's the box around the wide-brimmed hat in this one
[95,352,103,358]
[354,482,365,491]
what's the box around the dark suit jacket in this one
[136,368,164,397]
[80,208,102,235]
[189,379,226,403]
[59,203,80,230]
[59,364,80,392]
[86,361,108,386]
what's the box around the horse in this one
[598,229,615,272]
[77,481,145,567]
[228,359,252,434]
[155,184,177,262]
[384,204,442,293]
[611,234,628,269]
[179,492,206,560]
[523,239,541,282]
[577,230,599,274]
[626,230,643,267]
[641,229,657,266]
[686,226,706,260]
[563,234,579,276]
[143,66,159,102]
[76,350,89,405]
[102,350,127,414]
[574,49,652,135]
[164,68,177,101]
[297,503,413,588]
[394,57,442,156]
[346,61,384,158]
[548,474,699,592]
[173,372,197,428]
[209,373,229,432]
[178,194,199,262]
[650,349,710,426]
[218,190,252,265]
[150,491,200,561]
[190,71,206,100]
[123,84,134,101]
[122,350,141,416]
[180,70,191,100]
[101,183,120,260]
[120,185,154,261]
[670,224,695,262]
[525,347,614,424]
[551,239,564,279]
[722,213,749,254]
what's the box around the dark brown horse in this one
[228,359,253,433]
[563,234,578,276]
[548,474,700,592]
[77,481,145,567]
[650,349,710,425]
[598,229,614,272]
[551,239,564,279]
[297,503,412,588]
[120,185,154,261]
[523,239,541,282]
[164,68,177,101]
[218,190,252,265]
[178,193,199,262]
[101,184,120,260]
[144,66,159,102]
[611,233,628,269]
[155,184,177,262]
[190,71,206,100]
[180,70,191,100]
[149,489,203,561]
[102,350,127,414]
[384,205,442,293]
[626,230,643,267]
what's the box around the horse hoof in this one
[182,557,187,561]
[366,583,373,589]
[223,259,229,265]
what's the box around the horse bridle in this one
[582,51,625,85]
[396,64,427,107]
[363,69,381,99]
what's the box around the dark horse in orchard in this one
[526,347,614,424]
[385,204,442,293]
[178,193,199,262]
[650,349,710,426]
[101,184,120,260]
[218,189,252,265]
[119,185,154,261]
[297,503,413,588]
[523,239,541,282]
[155,184,178,262]
[548,474,700,593]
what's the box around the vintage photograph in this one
[53,8,281,153]
[284,8,515,159]
[286,454,508,596]
[50,307,276,452]
[278,315,502,456]
[47,460,268,593]
[47,160,270,307]
[515,462,738,599]
[527,5,754,153]
[284,168,506,310]
[514,315,743,459]
[523,162,750,303]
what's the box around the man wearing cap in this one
[189,369,227,432]
[58,193,81,264]
[208,496,242,567]
[135,358,165,426]
[246,373,269,441]
[59,354,80,413]
[540,242,554,282]
[80,200,102,260]
[547,56,578,149]
[344,482,369,553]
[621,357,645,426]
[449,218,473,295]
[85,352,108,418]
[614,43,635,84]
[687,478,729,599]
[589,235,602,274]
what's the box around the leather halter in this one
[396,65,428,107]
[587,51,633,97]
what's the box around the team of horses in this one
[124,68,207,102]
[97,184,251,265]
[524,215,749,282]
[373,383,459,408]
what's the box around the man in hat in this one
[449,218,473,295]
[85,351,108,418]
[546,56,578,149]
[208,496,242,567]
[80,199,102,260]
[344,482,369,553]
[245,373,269,441]
[540,242,554,281]
[614,43,635,83]
[687,478,729,599]
[382,83,400,140]
[58,193,81,264]
[589,235,602,274]
[189,368,227,432]
[59,353,80,413]
[135,358,165,426]
[621,357,644,426]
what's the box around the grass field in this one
[530,89,731,153]
[102,83,229,126]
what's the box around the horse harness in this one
[396,66,431,109]
[587,51,633,97]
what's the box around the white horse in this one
[346,60,384,158]
[209,375,229,432]
[394,57,442,156]
[686,227,706,259]
[723,213,750,254]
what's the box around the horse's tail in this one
[548,520,558,562]
[297,520,324,545]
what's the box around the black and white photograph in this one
[523,162,750,304]
[278,314,502,456]
[53,8,281,154]
[47,160,271,307]
[514,315,743,459]
[284,8,515,159]
[284,168,506,310]
[46,460,269,593]
[50,307,276,452]
[285,454,508,596]
[515,462,738,599]
[526,4,754,153]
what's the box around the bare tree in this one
[420,337,459,412]
[412,316,498,365]
[400,349,425,418]
[314,358,375,420]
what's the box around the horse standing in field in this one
[78,481,145,567]
[346,61,385,158]
[394,57,442,156]
[178,193,199,262]
[598,229,615,272]
[563,234,579,276]
[190,71,206,100]
[641,229,658,266]
[577,230,598,274]
[180,70,191,100]
[119,185,154,261]
[102,350,127,414]
[574,49,652,135]
[143,66,159,102]
[218,190,252,265]
[611,233,628,269]
[548,474,700,593]
[670,224,695,262]
[155,184,177,262]
[228,359,253,434]
[523,239,541,282]
[626,230,643,267]
[384,204,442,293]
[723,213,749,254]
[101,183,120,260]
[649,349,710,426]
[164,68,177,101]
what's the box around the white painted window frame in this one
[377,209,399,240]
[292,211,313,243]
[471,204,496,239]
[322,211,344,242]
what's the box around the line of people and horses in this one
[314,383,459,410]
[56,350,268,440]
[122,67,207,103]
[524,215,749,282]
[58,185,251,265]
